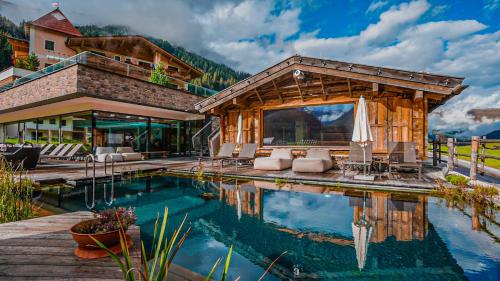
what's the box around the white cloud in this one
[366,0,389,13]
[484,0,500,12]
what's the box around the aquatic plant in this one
[94,208,284,280]
[445,174,469,187]
[0,158,35,224]
[74,207,137,234]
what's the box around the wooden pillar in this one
[470,136,480,181]
[447,138,454,170]
[432,139,437,166]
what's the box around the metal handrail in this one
[192,120,213,147]
[103,154,115,206]
[84,154,96,209]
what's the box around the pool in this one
[39,175,499,280]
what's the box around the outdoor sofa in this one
[254,148,293,171]
[292,148,333,173]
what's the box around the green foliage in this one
[149,62,170,86]
[15,53,40,71]
[445,174,469,187]
[75,25,250,91]
[0,158,34,224]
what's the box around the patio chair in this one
[43,143,83,160]
[40,143,54,155]
[221,143,257,169]
[117,146,143,161]
[388,142,422,180]
[292,148,333,173]
[254,148,293,171]
[342,142,373,176]
[199,143,236,167]
[47,143,66,157]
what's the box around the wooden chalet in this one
[195,56,468,159]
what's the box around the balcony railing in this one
[0,51,218,97]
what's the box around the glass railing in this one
[0,51,218,97]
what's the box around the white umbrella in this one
[236,113,243,144]
[352,96,373,177]
[236,186,242,221]
[352,192,372,270]
[352,220,372,270]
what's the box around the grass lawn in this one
[429,142,500,170]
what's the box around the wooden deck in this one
[0,212,203,281]
[28,157,438,191]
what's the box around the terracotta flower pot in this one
[70,219,124,249]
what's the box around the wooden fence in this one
[431,137,499,180]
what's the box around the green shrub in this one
[445,174,469,186]
[0,159,35,224]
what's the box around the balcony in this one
[0,51,218,97]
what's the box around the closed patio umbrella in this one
[236,113,243,144]
[352,192,372,270]
[352,96,373,178]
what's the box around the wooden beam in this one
[232,97,247,107]
[319,75,327,101]
[414,90,424,100]
[271,80,283,104]
[293,77,304,101]
[254,89,264,105]
[372,82,379,99]
[347,78,353,97]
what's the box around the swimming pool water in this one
[39,175,500,280]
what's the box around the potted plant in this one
[70,207,137,249]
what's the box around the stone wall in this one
[0,64,204,114]
[76,65,203,113]
[0,66,78,111]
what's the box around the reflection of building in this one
[350,192,428,243]
[219,181,263,219]
[0,7,215,155]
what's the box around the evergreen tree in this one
[24,53,40,70]
[149,62,170,86]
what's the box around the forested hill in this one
[0,15,25,71]
[78,25,250,90]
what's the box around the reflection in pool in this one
[38,175,499,280]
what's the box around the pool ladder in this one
[84,154,116,209]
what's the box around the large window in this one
[263,104,354,146]
[44,40,55,51]
[94,112,148,152]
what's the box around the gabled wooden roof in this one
[26,8,82,37]
[195,55,467,113]
[66,35,203,78]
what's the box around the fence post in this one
[432,139,438,166]
[470,136,479,181]
[481,136,486,176]
[447,138,454,171]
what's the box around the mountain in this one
[76,25,250,91]
[486,130,500,139]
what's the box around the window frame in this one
[260,102,355,149]
[44,40,55,51]
[114,55,121,62]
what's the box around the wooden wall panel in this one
[368,98,388,153]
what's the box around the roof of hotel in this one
[195,55,467,113]
[28,8,82,37]
[67,35,203,78]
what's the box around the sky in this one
[0,0,499,137]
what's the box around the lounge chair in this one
[254,148,293,171]
[342,142,373,176]
[292,149,333,173]
[117,147,143,161]
[221,143,257,169]
[199,143,236,167]
[43,143,83,160]
[95,147,123,163]
[388,142,422,180]
[0,144,40,170]
[40,143,54,155]
[47,143,66,157]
